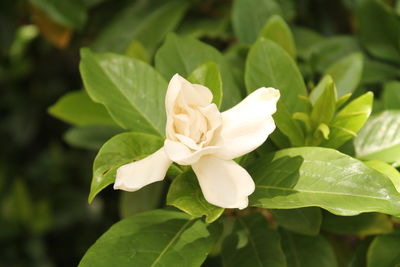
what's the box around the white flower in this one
[114,74,280,209]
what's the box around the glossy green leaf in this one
[357,0,400,63]
[80,48,167,136]
[259,15,296,58]
[119,182,164,219]
[167,171,224,224]
[232,0,282,44]
[249,147,400,216]
[270,207,322,236]
[89,132,163,203]
[188,62,223,108]
[382,81,400,110]
[311,79,336,126]
[221,213,286,267]
[64,125,123,150]
[79,209,221,267]
[365,160,400,192]
[322,212,393,235]
[92,1,188,54]
[245,38,307,113]
[280,230,338,267]
[48,90,117,127]
[322,92,373,149]
[155,34,241,110]
[30,0,87,29]
[273,101,305,147]
[355,111,400,163]
[367,234,400,267]
[325,53,363,97]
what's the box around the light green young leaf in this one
[280,229,338,267]
[188,62,223,108]
[245,38,308,113]
[325,53,363,97]
[273,101,305,147]
[249,147,400,216]
[357,0,400,64]
[92,0,188,54]
[322,212,393,236]
[309,75,333,105]
[89,132,164,203]
[167,171,224,224]
[259,15,296,58]
[232,0,282,44]
[367,234,400,267]
[365,160,400,192]
[79,209,221,267]
[270,207,322,236]
[311,80,337,126]
[49,90,117,127]
[80,48,167,136]
[155,34,241,110]
[382,81,400,110]
[221,213,286,267]
[322,92,373,149]
[64,125,123,151]
[30,0,87,29]
[355,111,400,163]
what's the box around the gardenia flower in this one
[114,74,280,209]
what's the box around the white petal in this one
[212,87,280,160]
[192,156,255,209]
[114,147,172,191]
[164,139,218,165]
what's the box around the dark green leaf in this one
[367,234,400,267]
[249,147,400,216]
[354,111,400,163]
[245,38,307,113]
[382,81,400,110]
[89,132,163,203]
[273,101,305,147]
[155,34,241,110]
[48,90,117,127]
[188,62,223,108]
[79,209,221,267]
[80,48,167,136]
[270,207,322,236]
[221,212,286,267]
[361,58,400,85]
[167,171,223,223]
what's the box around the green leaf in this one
[188,62,223,108]
[355,111,400,163]
[64,125,123,151]
[245,38,308,113]
[365,160,400,192]
[310,79,336,126]
[48,90,117,127]
[270,207,321,236]
[382,81,400,110]
[322,92,373,149]
[89,132,164,203]
[292,27,323,60]
[92,1,188,54]
[79,209,221,267]
[357,0,400,63]
[119,182,164,219]
[367,234,400,267]
[221,213,286,267]
[325,53,363,97]
[280,230,338,267]
[259,15,296,58]
[309,75,334,105]
[80,48,167,136]
[322,212,393,236]
[125,40,149,63]
[155,34,241,110]
[232,0,282,44]
[273,101,305,147]
[167,171,224,224]
[361,58,400,85]
[249,147,400,216]
[30,0,87,29]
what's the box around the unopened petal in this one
[192,156,255,209]
[114,147,172,191]
[212,87,280,160]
